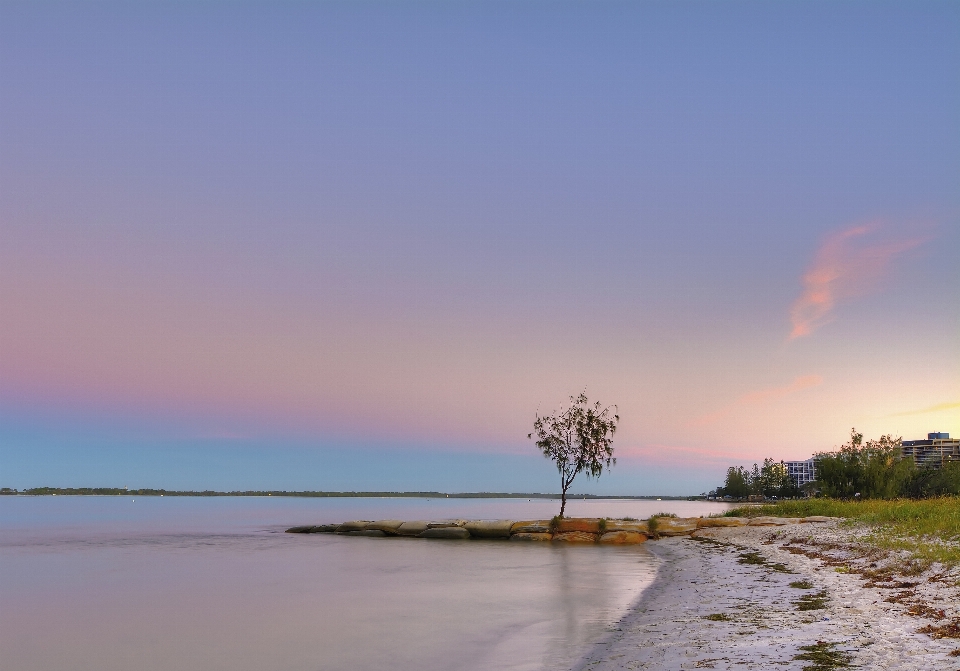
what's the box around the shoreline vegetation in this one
[726,497,960,568]
[0,486,699,500]
[713,430,960,501]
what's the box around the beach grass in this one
[725,497,960,567]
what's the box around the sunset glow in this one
[1,1,957,495]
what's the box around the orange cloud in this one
[789,224,926,339]
[693,374,823,426]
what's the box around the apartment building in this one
[902,432,960,468]
[784,458,817,487]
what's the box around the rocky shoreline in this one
[285,515,835,543]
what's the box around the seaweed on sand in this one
[794,590,830,611]
[792,641,854,671]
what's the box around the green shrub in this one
[646,516,660,538]
[907,461,960,498]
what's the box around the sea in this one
[0,496,730,671]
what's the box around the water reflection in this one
[0,497,696,671]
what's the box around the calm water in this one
[0,497,729,671]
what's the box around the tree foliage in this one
[905,461,960,498]
[529,393,618,517]
[715,428,960,501]
[815,429,914,499]
[715,459,801,499]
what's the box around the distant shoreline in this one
[0,487,706,500]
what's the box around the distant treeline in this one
[711,459,802,500]
[713,429,960,501]
[0,487,696,500]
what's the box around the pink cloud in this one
[693,374,823,426]
[789,223,927,339]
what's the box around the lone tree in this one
[529,393,619,517]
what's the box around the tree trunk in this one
[560,482,567,518]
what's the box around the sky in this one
[1,1,958,495]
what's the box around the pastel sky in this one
[1,1,958,495]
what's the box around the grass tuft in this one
[704,613,732,621]
[790,580,814,589]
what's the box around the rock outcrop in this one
[510,520,552,534]
[552,531,599,543]
[747,516,800,526]
[419,526,471,539]
[556,518,601,534]
[426,519,468,529]
[310,524,340,533]
[509,532,553,541]
[696,517,748,528]
[653,517,699,536]
[287,515,831,540]
[395,521,431,536]
[285,525,313,533]
[365,520,405,534]
[604,520,648,534]
[343,529,386,537]
[598,531,646,544]
[464,520,514,538]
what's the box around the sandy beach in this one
[573,521,960,670]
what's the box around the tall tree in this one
[529,393,618,517]
[722,466,751,499]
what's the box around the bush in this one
[906,461,960,498]
[815,429,914,499]
[646,516,660,538]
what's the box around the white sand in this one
[572,522,960,670]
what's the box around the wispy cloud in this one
[889,401,960,417]
[789,223,927,339]
[694,374,823,426]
